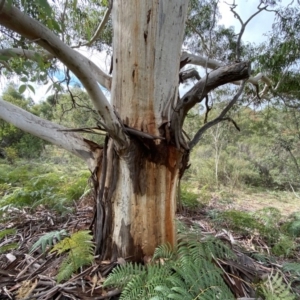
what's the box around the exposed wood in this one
[91,0,190,260]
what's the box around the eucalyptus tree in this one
[0,0,290,260]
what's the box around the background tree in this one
[0,85,46,160]
[0,0,297,261]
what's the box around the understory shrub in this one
[0,162,90,212]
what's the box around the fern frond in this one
[177,236,235,263]
[153,242,175,261]
[104,263,173,300]
[104,238,235,300]
[282,262,300,277]
[103,263,146,289]
[259,272,295,300]
[250,251,271,263]
[56,256,75,283]
[51,230,94,283]
[0,228,16,239]
[286,220,300,237]
[51,230,92,254]
[30,229,68,254]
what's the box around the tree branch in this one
[189,81,246,149]
[179,68,201,83]
[0,48,54,60]
[180,51,223,70]
[81,2,112,47]
[229,1,268,61]
[0,47,112,90]
[0,98,100,170]
[180,52,274,97]
[179,61,250,114]
[171,61,250,149]
[0,3,125,145]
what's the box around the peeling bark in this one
[0,0,260,262]
[93,137,182,260]
[91,0,190,260]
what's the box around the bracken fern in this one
[104,236,235,300]
[258,272,295,300]
[50,230,94,282]
[30,229,68,254]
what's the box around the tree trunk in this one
[0,0,252,262]
[94,0,189,261]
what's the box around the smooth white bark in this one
[0,98,99,170]
[0,4,124,144]
[111,0,189,132]
[0,48,112,90]
[0,48,54,60]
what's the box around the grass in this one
[181,179,300,217]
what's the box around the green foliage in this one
[220,210,264,236]
[0,228,16,239]
[51,230,94,283]
[282,262,300,279]
[0,228,18,254]
[104,236,235,300]
[183,105,300,191]
[272,234,296,257]
[215,208,297,257]
[30,229,68,254]
[0,86,46,159]
[179,183,201,209]
[0,161,90,212]
[282,212,300,237]
[258,272,295,300]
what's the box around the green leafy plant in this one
[180,183,201,209]
[0,162,90,213]
[282,262,300,276]
[272,234,295,257]
[0,228,18,254]
[257,272,295,300]
[50,230,94,283]
[104,236,236,300]
[30,229,68,254]
[282,212,300,237]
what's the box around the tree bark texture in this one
[94,0,189,261]
[0,0,252,262]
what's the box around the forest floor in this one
[207,188,300,216]
[0,160,300,299]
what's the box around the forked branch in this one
[189,81,246,149]
[81,1,112,47]
[228,1,268,61]
[180,52,274,99]
[0,3,125,146]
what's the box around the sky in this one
[0,0,288,102]
[218,0,276,44]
